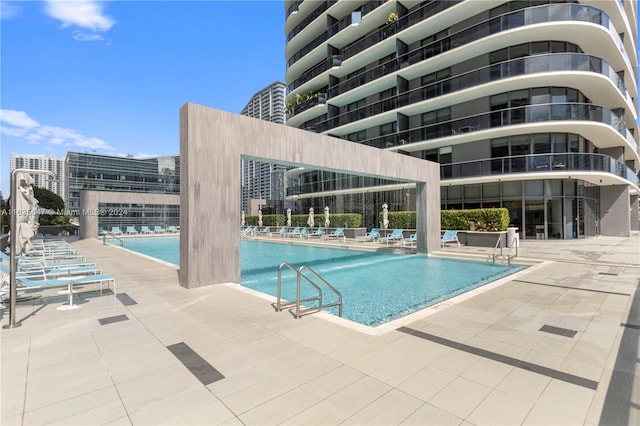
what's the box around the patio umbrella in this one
[258,209,263,227]
[241,211,246,227]
[324,206,330,228]
[307,207,314,229]
[287,208,292,227]
[382,203,389,230]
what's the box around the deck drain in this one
[116,293,137,306]
[599,272,619,276]
[98,314,129,325]
[539,324,577,338]
[167,342,225,385]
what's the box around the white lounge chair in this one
[378,229,404,246]
[441,230,460,247]
[355,228,380,243]
[323,228,346,242]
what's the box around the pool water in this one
[115,236,526,327]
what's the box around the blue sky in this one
[0,0,286,196]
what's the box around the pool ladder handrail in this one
[276,262,343,318]
[490,235,519,265]
[102,232,123,247]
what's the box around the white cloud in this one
[0,109,40,128]
[44,0,115,41]
[1,1,21,20]
[0,109,116,152]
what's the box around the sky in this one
[0,0,286,197]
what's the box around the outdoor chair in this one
[378,229,404,246]
[140,226,152,234]
[307,227,325,238]
[323,228,346,242]
[441,230,460,247]
[355,228,380,243]
[403,233,417,247]
[126,226,138,235]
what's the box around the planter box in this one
[458,231,506,247]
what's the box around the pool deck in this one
[2,232,639,425]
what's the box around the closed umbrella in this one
[258,209,263,227]
[241,211,246,227]
[12,172,37,255]
[307,207,314,229]
[287,208,292,227]
[324,206,330,228]
[382,203,389,230]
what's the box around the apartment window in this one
[347,99,366,111]
[379,122,396,135]
[346,130,366,142]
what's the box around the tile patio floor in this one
[1,232,639,425]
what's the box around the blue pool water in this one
[116,236,526,327]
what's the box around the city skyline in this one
[1,0,285,197]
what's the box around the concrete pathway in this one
[1,232,638,425]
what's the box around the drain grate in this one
[116,293,137,306]
[98,314,129,325]
[599,272,619,276]
[539,324,577,338]
[167,342,225,385]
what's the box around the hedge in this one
[245,213,362,228]
[246,208,508,231]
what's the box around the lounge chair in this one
[289,227,309,238]
[441,230,460,247]
[16,259,102,280]
[403,233,417,247]
[323,228,346,242]
[126,226,138,235]
[254,226,270,236]
[1,252,96,270]
[299,227,310,238]
[140,226,152,234]
[0,260,116,296]
[378,229,404,246]
[355,228,380,243]
[98,226,105,236]
[271,226,288,237]
[111,226,123,235]
[286,227,301,238]
[307,227,325,238]
[154,225,165,233]
[167,225,178,233]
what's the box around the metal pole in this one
[4,169,56,329]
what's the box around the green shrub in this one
[378,208,509,231]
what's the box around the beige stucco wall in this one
[180,103,441,289]
[78,191,180,239]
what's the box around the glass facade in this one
[65,152,180,229]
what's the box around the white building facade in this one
[10,152,67,201]
[284,0,639,238]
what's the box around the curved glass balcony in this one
[358,103,634,154]
[329,3,626,101]
[319,52,627,132]
[441,153,638,186]
[288,55,342,94]
[330,52,626,102]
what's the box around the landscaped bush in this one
[379,208,509,231]
[441,208,510,231]
[246,213,362,228]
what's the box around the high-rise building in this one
[240,81,289,215]
[284,0,639,239]
[10,153,67,201]
[65,152,180,229]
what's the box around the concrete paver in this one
[1,232,639,425]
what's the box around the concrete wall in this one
[600,185,630,237]
[180,103,441,289]
[78,191,180,239]
[630,194,639,231]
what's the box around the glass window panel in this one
[533,134,551,153]
[525,180,544,196]
[465,184,481,198]
[491,138,510,157]
[546,179,563,196]
[503,181,522,197]
[447,185,462,200]
[483,182,501,197]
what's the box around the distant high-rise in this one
[284,0,639,238]
[10,153,66,201]
[241,81,286,124]
[240,81,289,215]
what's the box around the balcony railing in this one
[441,153,638,186]
[287,1,333,42]
[288,56,342,94]
[356,103,633,153]
[327,3,627,102]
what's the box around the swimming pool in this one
[115,236,526,327]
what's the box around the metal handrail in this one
[102,232,123,247]
[296,265,343,318]
[490,234,519,265]
[276,262,343,319]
